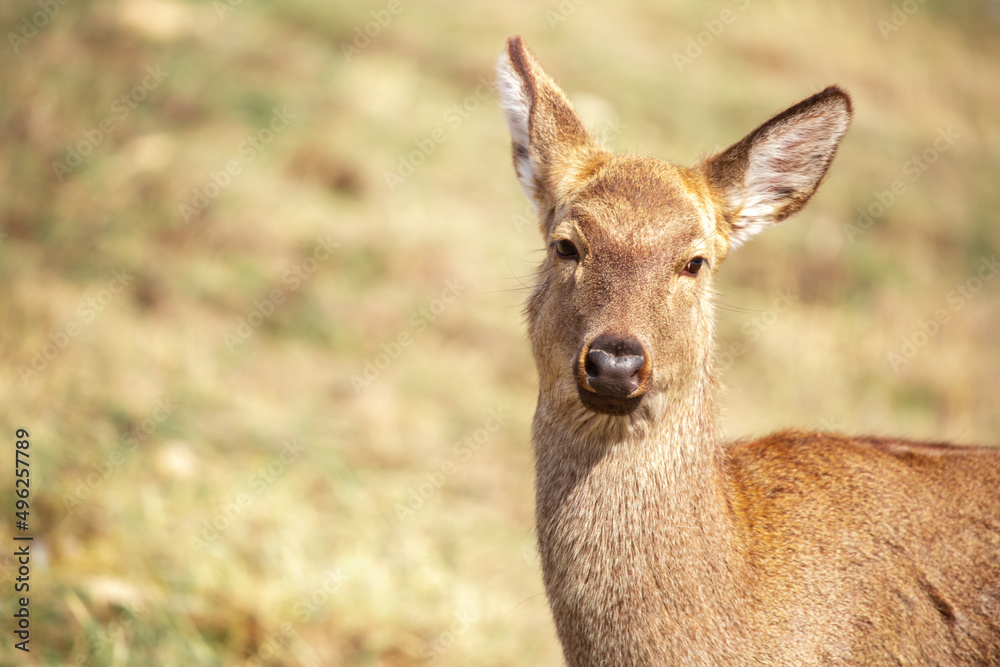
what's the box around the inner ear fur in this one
[701,86,852,249]
[496,36,608,232]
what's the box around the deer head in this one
[497,36,851,437]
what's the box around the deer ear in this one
[702,86,852,250]
[496,36,606,228]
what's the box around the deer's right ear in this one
[701,86,852,250]
[497,37,606,230]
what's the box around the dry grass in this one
[1,0,998,664]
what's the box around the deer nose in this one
[580,333,648,399]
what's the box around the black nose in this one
[582,333,647,398]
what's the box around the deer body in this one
[498,36,1000,666]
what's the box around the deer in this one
[496,36,1000,666]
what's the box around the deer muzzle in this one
[576,332,651,415]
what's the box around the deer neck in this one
[532,365,746,664]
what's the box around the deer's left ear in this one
[701,86,852,250]
[496,36,608,232]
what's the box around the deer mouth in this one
[576,387,646,415]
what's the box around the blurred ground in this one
[1,0,998,664]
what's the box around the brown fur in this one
[497,36,1000,666]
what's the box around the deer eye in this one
[683,256,706,276]
[554,239,579,260]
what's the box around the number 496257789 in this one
[15,428,29,529]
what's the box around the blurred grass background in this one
[1,0,998,664]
